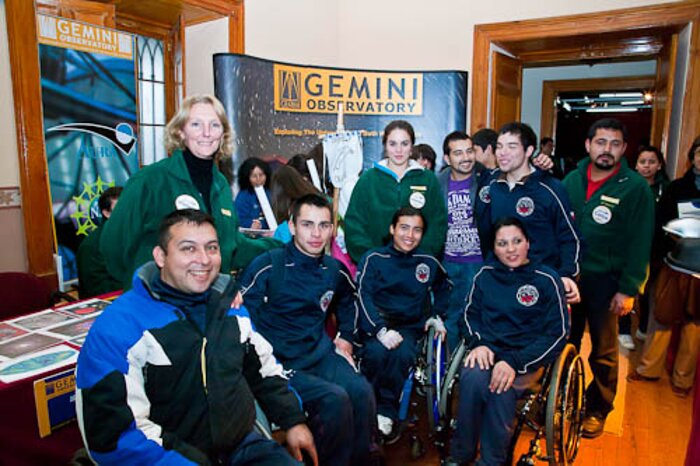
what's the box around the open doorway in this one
[470,2,700,178]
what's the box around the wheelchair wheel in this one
[438,339,466,420]
[435,339,465,457]
[545,343,585,465]
[424,325,437,433]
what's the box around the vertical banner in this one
[37,15,138,280]
[214,54,467,172]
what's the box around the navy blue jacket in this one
[356,244,451,336]
[464,260,569,374]
[239,243,358,370]
[475,168,582,279]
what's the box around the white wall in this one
[0,0,20,187]
[521,60,657,139]
[185,17,229,96]
[245,0,677,125]
[245,0,339,65]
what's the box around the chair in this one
[437,342,585,466]
[0,272,75,320]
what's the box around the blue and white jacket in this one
[239,242,358,370]
[76,262,304,465]
[475,168,582,279]
[464,260,569,374]
[356,244,451,336]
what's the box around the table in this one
[0,292,120,465]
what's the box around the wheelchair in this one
[436,341,585,466]
[388,321,447,458]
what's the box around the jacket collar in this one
[373,159,424,181]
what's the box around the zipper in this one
[200,337,208,395]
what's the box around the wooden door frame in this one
[540,75,656,146]
[471,1,700,178]
[5,0,244,285]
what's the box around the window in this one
[136,35,166,165]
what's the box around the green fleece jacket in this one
[100,149,280,288]
[562,158,654,296]
[345,160,447,263]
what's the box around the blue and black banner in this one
[214,54,467,170]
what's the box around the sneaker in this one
[635,329,647,341]
[377,415,393,436]
[618,334,635,350]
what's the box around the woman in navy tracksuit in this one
[356,207,451,442]
[446,217,569,466]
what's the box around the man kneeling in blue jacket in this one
[76,209,316,465]
[356,206,451,443]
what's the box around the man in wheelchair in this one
[356,207,452,443]
[445,217,569,466]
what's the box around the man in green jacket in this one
[563,118,654,438]
[77,186,123,298]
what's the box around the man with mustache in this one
[563,118,655,438]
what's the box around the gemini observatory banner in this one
[214,54,467,170]
[36,14,138,280]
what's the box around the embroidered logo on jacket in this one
[479,186,491,203]
[516,197,535,217]
[416,263,430,283]
[320,290,334,312]
[409,191,426,209]
[516,285,539,306]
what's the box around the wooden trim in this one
[5,0,57,286]
[228,3,244,53]
[471,1,700,139]
[470,27,491,132]
[676,18,700,177]
[540,76,656,142]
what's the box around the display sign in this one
[215,54,467,171]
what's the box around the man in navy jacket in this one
[240,194,376,466]
[475,122,582,304]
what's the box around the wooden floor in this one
[384,342,693,466]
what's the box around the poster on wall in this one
[36,14,139,281]
[214,54,467,176]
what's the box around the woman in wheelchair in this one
[356,207,451,443]
[445,217,569,466]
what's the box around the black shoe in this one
[442,457,469,466]
[383,424,402,445]
[582,415,606,439]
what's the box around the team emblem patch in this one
[516,285,539,306]
[515,197,535,217]
[409,191,426,209]
[479,186,491,203]
[175,194,200,210]
[592,205,612,224]
[416,263,430,283]
[320,290,334,312]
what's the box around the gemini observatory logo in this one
[278,69,302,110]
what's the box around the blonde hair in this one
[164,94,234,160]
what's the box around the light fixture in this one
[586,107,638,113]
[599,92,643,98]
[621,100,645,105]
[643,92,654,102]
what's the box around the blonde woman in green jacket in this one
[345,120,447,263]
[100,95,279,289]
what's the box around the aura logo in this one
[48,122,136,156]
[278,69,301,110]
